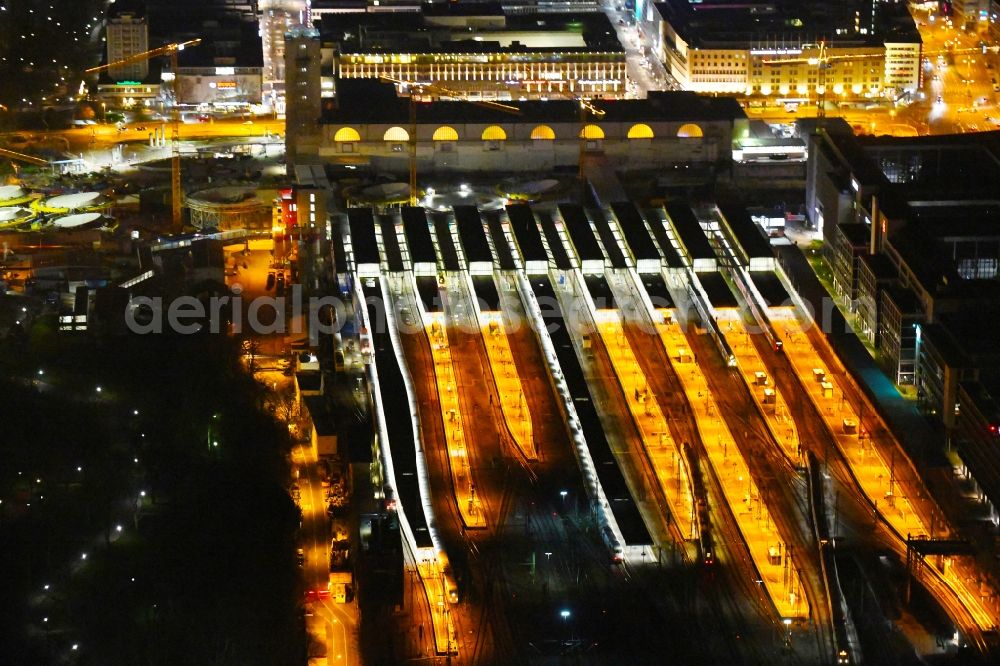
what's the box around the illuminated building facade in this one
[173,66,263,106]
[654,0,921,101]
[952,0,991,31]
[260,0,313,113]
[107,11,150,83]
[287,77,746,173]
[320,8,628,101]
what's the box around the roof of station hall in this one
[318,6,623,53]
[321,79,746,125]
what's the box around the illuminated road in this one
[296,440,359,666]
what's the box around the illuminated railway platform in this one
[425,313,488,530]
[771,310,998,632]
[716,309,802,466]
[656,309,809,621]
[479,311,537,461]
[415,553,459,656]
[594,313,696,541]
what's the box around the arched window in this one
[676,123,704,138]
[481,125,506,141]
[530,125,556,140]
[627,123,654,139]
[334,127,361,142]
[579,124,604,140]
[383,126,409,142]
[432,126,459,141]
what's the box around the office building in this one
[318,5,627,101]
[808,128,1000,393]
[107,10,150,83]
[653,0,921,100]
[260,0,313,113]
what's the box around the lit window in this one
[432,126,459,141]
[481,125,506,141]
[383,126,409,142]
[530,125,555,140]
[627,123,654,139]
[334,127,361,142]
[677,123,704,138]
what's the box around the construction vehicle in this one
[85,39,202,232]
[328,570,352,604]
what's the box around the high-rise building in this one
[260,0,312,114]
[107,11,150,82]
[284,27,322,167]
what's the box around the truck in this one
[328,571,352,604]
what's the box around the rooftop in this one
[937,308,1000,362]
[322,78,745,124]
[319,10,622,53]
[303,394,337,437]
[837,222,870,248]
[858,252,897,281]
[655,0,916,49]
[882,284,923,316]
[959,378,1000,425]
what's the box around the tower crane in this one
[761,41,887,119]
[85,39,202,232]
[0,147,49,168]
[379,76,521,206]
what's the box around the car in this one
[266,272,275,290]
